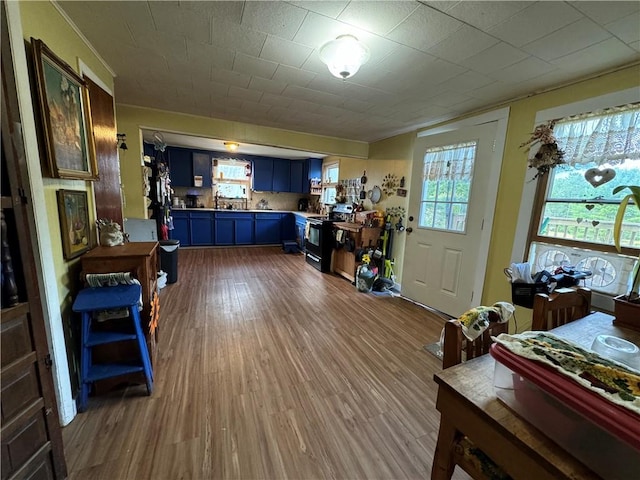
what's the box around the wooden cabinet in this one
[167,147,212,187]
[272,159,290,192]
[332,223,381,282]
[1,10,67,476]
[214,212,255,245]
[255,213,282,244]
[80,243,160,364]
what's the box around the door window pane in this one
[418,141,477,233]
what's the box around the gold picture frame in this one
[57,190,91,260]
[31,38,98,180]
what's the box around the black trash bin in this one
[159,240,179,284]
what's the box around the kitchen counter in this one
[177,208,323,216]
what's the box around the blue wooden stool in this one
[282,240,298,253]
[72,284,153,412]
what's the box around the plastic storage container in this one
[491,343,640,480]
[159,240,179,284]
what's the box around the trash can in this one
[159,240,179,284]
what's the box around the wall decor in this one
[32,38,97,180]
[520,120,565,180]
[57,190,91,260]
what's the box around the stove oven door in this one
[305,219,323,257]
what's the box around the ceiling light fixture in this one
[319,34,370,80]
[224,142,239,152]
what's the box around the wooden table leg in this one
[431,416,459,480]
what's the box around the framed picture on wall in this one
[31,38,98,180]
[56,190,91,260]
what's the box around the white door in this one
[402,122,498,317]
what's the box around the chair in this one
[434,317,511,480]
[531,287,592,331]
[442,315,509,369]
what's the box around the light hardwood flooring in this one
[62,247,471,479]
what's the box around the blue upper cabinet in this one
[192,152,212,187]
[252,157,273,191]
[168,147,193,187]
[272,159,290,192]
[289,160,306,194]
[308,158,322,181]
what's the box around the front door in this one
[402,122,498,317]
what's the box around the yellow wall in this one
[115,104,369,219]
[19,1,113,307]
[369,64,640,329]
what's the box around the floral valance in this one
[553,103,640,166]
[423,141,477,182]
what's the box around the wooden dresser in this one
[80,242,160,363]
[332,222,381,282]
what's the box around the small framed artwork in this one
[397,188,407,197]
[57,190,91,260]
[31,38,98,180]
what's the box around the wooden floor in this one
[62,247,471,479]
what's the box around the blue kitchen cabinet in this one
[294,214,307,249]
[214,217,235,245]
[272,159,290,192]
[192,152,212,187]
[190,211,214,245]
[255,213,281,244]
[252,158,273,191]
[290,160,307,194]
[281,213,296,242]
[235,214,255,245]
[171,211,190,246]
[168,147,193,187]
[308,158,322,181]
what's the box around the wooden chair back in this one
[532,287,592,331]
[442,315,509,369]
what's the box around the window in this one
[528,104,640,295]
[418,141,477,232]
[322,162,339,204]
[213,158,251,198]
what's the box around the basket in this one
[511,282,549,308]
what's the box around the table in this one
[331,223,381,282]
[80,242,159,363]
[431,312,638,480]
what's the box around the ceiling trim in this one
[51,0,116,78]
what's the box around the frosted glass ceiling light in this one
[224,142,239,152]
[319,35,370,80]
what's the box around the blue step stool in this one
[282,240,298,253]
[72,284,153,412]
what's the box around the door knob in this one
[406,227,413,233]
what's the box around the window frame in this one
[321,161,339,205]
[213,158,251,199]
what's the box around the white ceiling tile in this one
[342,98,374,113]
[486,56,557,83]
[605,11,640,44]
[487,2,583,47]
[522,18,611,61]
[570,1,640,26]
[630,40,640,52]
[191,78,230,97]
[233,53,279,79]
[426,25,500,63]
[240,100,271,116]
[168,59,211,80]
[260,36,313,68]
[445,1,535,30]
[337,1,419,36]
[241,1,307,40]
[57,1,136,46]
[550,37,639,71]
[148,2,211,44]
[288,1,349,18]
[248,76,288,95]
[387,5,464,52]
[259,93,293,108]
[228,86,264,103]
[438,70,496,94]
[460,42,529,75]
[292,12,348,48]
[186,40,235,70]
[210,69,251,89]
[423,1,459,14]
[211,19,267,57]
[289,99,321,113]
[272,65,317,87]
[179,1,244,24]
[469,80,517,101]
[420,59,469,87]
[430,91,473,108]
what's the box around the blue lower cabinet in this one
[215,212,255,245]
[215,218,235,245]
[235,217,255,245]
[255,213,282,244]
[190,212,214,245]
[171,211,190,246]
[294,214,306,249]
[281,213,296,241]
